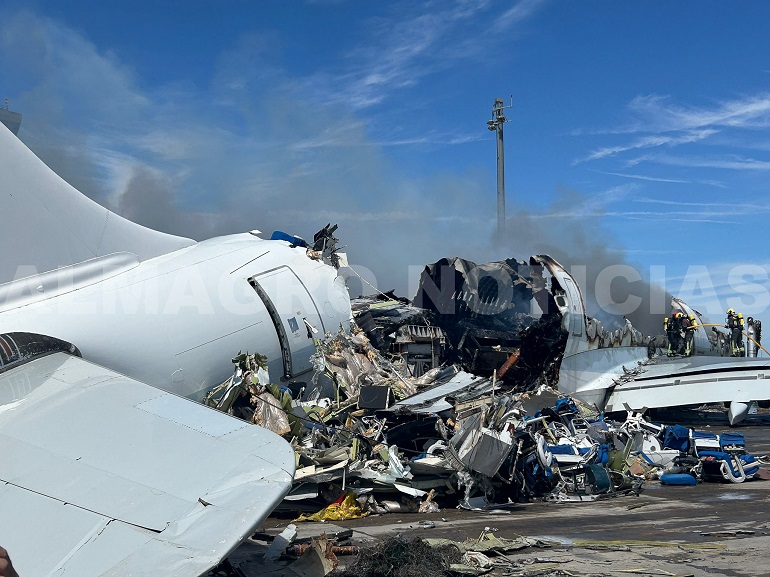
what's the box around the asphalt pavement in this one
[231,416,770,577]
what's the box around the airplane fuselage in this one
[0,232,351,400]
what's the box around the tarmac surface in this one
[229,414,770,577]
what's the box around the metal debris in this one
[332,534,460,577]
[206,253,765,571]
[211,327,761,520]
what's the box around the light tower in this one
[487,97,511,236]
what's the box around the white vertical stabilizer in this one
[0,123,195,284]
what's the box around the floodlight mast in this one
[487,97,511,236]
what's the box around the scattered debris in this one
[571,540,726,550]
[698,529,755,538]
[264,523,298,561]
[204,252,767,577]
[332,534,460,577]
[327,529,558,577]
[290,535,339,577]
[207,297,761,521]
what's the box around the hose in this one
[693,323,770,357]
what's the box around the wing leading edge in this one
[0,350,295,576]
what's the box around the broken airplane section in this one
[0,117,350,575]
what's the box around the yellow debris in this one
[294,493,369,522]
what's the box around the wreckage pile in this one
[203,255,760,519]
[205,327,761,521]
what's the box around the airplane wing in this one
[0,122,194,285]
[604,355,770,414]
[0,344,294,576]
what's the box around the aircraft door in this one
[562,277,584,337]
[249,266,325,379]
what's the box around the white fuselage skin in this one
[0,232,352,400]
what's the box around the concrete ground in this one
[228,418,770,577]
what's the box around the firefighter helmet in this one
[727,308,735,315]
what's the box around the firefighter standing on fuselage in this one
[665,311,683,356]
[725,308,745,357]
[681,313,696,356]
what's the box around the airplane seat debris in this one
[697,430,760,482]
[720,432,747,451]
[663,424,691,453]
[534,433,553,468]
[691,430,721,456]
[698,451,757,483]
[583,464,612,494]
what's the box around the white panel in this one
[254,266,323,375]
[0,352,295,576]
[0,433,191,531]
[136,393,249,437]
[47,522,155,577]
[0,484,113,577]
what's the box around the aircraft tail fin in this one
[0,123,195,285]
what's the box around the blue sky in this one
[2,1,770,328]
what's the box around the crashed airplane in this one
[0,119,351,575]
[409,254,769,426]
[274,256,766,517]
[3,104,768,573]
[554,275,770,426]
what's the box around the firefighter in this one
[725,308,745,357]
[666,311,683,356]
[681,314,696,356]
[664,315,674,356]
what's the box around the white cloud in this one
[594,171,689,183]
[305,0,545,111]
[651,153,770,171]
[628,93,770,132]
[634,198,770,211]
[577,92,770,179]
[578,129,718,163]
[494,0,548,32]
